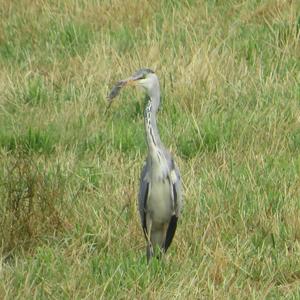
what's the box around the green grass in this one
[0,0,300,298]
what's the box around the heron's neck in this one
[144,97,162,156]
[144,97,170,179]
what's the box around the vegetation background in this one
[0,0,299,298]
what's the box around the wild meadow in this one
[0,0,299,298]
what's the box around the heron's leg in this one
[146,214,153,263]
[153,223,168,260]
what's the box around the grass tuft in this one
[0,151,68,257]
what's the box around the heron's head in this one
[108,68,160,106]
[126,68,159,94]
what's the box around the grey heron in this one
[108,68,183,262]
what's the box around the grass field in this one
[0,0,299,298]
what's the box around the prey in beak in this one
[107,77,138,102]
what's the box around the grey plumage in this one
[108,68,183,261]
[138,152,182,259]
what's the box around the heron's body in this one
[108,68,183,261]
[147,179,173,224]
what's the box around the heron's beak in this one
[124,78,138,86]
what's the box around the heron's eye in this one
[140,74,147,80]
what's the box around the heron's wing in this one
[164,156,183,252]
[138,160,150,237]
[173,166,183,216]
[164,215,178,252]
[166,154,183,217]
